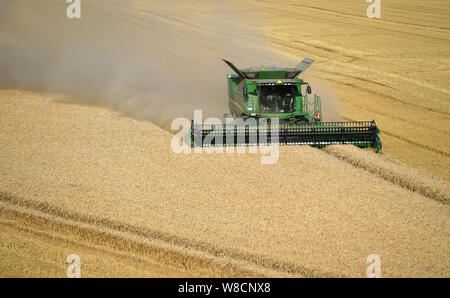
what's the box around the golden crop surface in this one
[1,89,449,277]
[0,0,449,277]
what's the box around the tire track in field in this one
[270,35,450,113]
[0,221,192,277]
[284,1,450,32]
[314,74,450,118]
[331,60,450,96]
[308,72,450,154]
[254,0,450,41]
[321,145,450,205]
[0,192,335,278]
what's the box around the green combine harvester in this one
[190,58,382,152]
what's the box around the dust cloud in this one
[0,0,340,128]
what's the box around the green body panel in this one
[258,71,286,79]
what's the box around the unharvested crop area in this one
[0,90,449,277]
[1,0,449,277]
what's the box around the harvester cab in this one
[190,59,382,152]
[222,58,319,123]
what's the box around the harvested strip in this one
[324,145,450,205]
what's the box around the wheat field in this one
[1,0,449,277]
[324,145,450,205]
[1,89,449,277]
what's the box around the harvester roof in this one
[223,58,315,80]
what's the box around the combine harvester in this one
[190,58,382,152]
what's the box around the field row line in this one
[322,146,450,205]
[0,193,335,278]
